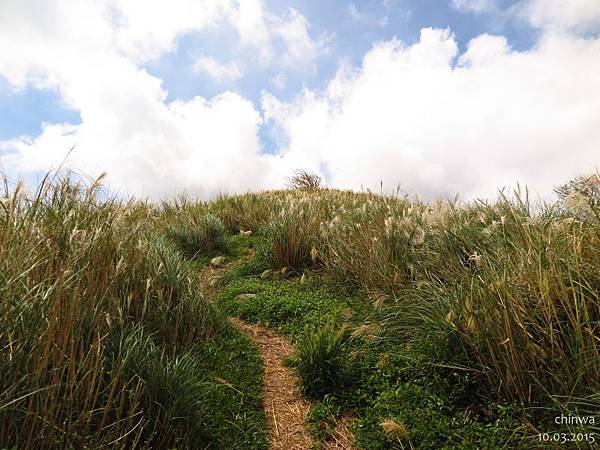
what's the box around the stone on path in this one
[235,293,258,301]
[210,256,225,267]
[260,269,272,279]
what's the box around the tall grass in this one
[4,172,599,445]
[259,198,323,270]
[0,176,232,448]
[377,194,600,404]
[291,325,356,399]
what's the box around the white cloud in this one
[272,8,329,70]
[192,56,243,82]
[451,0,496,13]
[227,0,272,62]
[2,0,600,201]
[452,0,600,34]
[109,0,230,62]
[348,4,364,22]
[227,1,327,68]
[261,27,600,200]
[0,0,284,199]
[0,0,329,198]
[270,73,287,90]
[522,0,600,33]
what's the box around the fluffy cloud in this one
[0,0,325,198]
[274,9,329,69]
[523,0,600,33]
[226,0,327,68]
[1,0,600,201]
[262,27,600,199]
[2,90,269,199]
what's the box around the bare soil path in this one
[229,317,314,450]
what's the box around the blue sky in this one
[1,0,599,199]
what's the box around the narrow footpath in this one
[199,258,355,450]
[199,260,313,449]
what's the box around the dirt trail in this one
[199,258,354,450]
[229,317,314,450]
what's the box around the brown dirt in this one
[229,317,314,450]
[199,256,356,450]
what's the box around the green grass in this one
[217,267,528,448]
[290,324,357,399]
[188,325,268,450]
[217,274,354,340]
[341,352,526,449]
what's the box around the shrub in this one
[555,173,600,207]
[287,169,322,190]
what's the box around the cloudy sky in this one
[0,0,599,200]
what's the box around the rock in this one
[260,269,272,279]
[210,256,225,267]
[235,293,257,301]
[271,271,282,280]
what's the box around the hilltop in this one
[1,174,599,449]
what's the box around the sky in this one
[0,0,599,200]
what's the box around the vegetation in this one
[3,170,600,448]
[166,213,228,259]
[0,175,267,449]
[555,172,600,208]
[287,169,323,190]
[212,178,600,448]
[291,325,356,399]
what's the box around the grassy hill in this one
[1,174,599,448]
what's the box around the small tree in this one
[287,169,322,190]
